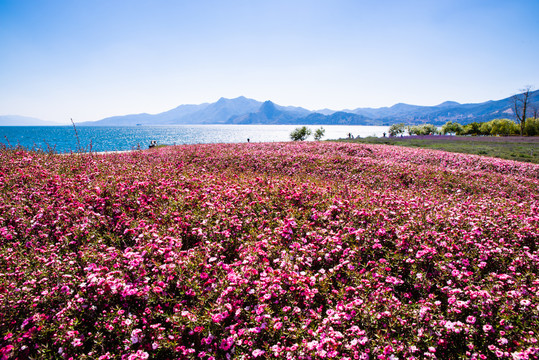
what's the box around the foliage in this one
[441,121,464,135]
[313,127,326,141]
[462,122,482,136]
[401,117,538,138]
[490,118,520,136]
[479,121,493,135]
[407,123,440,135]
[290,126,312,141]
[525,117,539,136]
[388,123,406,137]
[1,143,539,359]
[456,119,526,136]
[473,119,520,136]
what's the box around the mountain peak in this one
[437,101,460,107]
[217,96,249,103]
[390,103,413,109]
[261,100,275,107]
[260,100,278,117]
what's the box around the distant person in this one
[247,138,250,143]
[348,133,352,139]
[383,132,386,137]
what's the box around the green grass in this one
[334,136,539,164]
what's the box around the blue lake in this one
[0,125,390,153]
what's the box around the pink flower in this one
[131,329,142,344]
[220,338,234,351]
[194,326,204,333]
[127,350,149,360]
[252,349,265,357]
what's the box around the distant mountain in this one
[80,113,156,126]
[90,103,212,126]
[228,101,308,124]
[228,101,386,125]
[437,101,461,107]
[179,96,261,124]
[79,97,261,126]
[45,90,539,127]
[349,90,539,125]
[312,108,334,115]
[298,111,374,125]
[274,104,312,116]
[156,103,211,124]
[349,103,430,121]
[0,115,60,126]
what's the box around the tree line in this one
[389,117,539,137]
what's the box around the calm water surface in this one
[0,125,390,153]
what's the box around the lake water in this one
[0,125,390,153]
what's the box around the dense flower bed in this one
[1,142,538,360]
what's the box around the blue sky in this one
[1,0,538,123]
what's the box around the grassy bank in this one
[335,135,539,164]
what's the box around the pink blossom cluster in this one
[0,142,538,359]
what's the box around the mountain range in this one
[0,115,61,126]
[3,90,538,126]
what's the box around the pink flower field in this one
[0,142,538,360]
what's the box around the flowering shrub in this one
[0,142,538,359]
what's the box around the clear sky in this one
[1,0,538,123]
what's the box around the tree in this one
[408,124,439,135]
[526,104,539,136]
[407,125,420,135]
[314,127,326,141]
[290,126,312,141]
[489,119,519,136]
[388,123,406,137]
[511,86,533,136]
[462,122,482,135]
[524,117,539,136]
[479,121,492,135]
[422,124,440,135]
[441,121,464,135]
